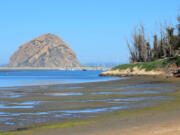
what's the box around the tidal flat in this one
[0,76,180,135]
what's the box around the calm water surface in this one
[0,70,118,87]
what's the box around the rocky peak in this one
[8,34,81,67]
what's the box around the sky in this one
[0,0,180,65]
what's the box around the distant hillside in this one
[8,33,81,67]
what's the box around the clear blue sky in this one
[0,0,180,65]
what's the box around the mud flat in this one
[0,76,180,135]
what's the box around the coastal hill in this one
[100,56,180,77]
[100,16,180,77]
[8,33,81,67]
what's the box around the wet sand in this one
[1,76,180,135]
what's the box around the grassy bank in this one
[112,56,180,71]
[0,121,95,135]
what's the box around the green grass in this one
[112,56,180,71]
[0,120,95,135]
[39,121,95,130]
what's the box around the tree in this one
[153,35,158,60]
[127,24,152,63]
[127,15,180,63]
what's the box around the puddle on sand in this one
[91,90,159,95]
[4,122,14,125]
[56,86,84,90]
[59,106,128,114]
[0,106,128,118]
[44,91,157,97]
[123,84,176,89]
[0,117,12,121]
[65,96,170,103]
[0,92,22,98]
[0,87,18,90]
[0,104,34,109]
[108,96,171,103]
[0,112,49,117]
[45,89,174,97]
[0,96,171,117]
[0,101,41,109]
[12,101,41,105]
[0,82,175,133]
[0,87,23,98]
[96,84,176,90]
[45,92,83,96]
[54,113,81,118]
[58,96,171,114]
[58,102,151,114]
[0,95,172,133]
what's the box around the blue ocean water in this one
[0,70,118,87]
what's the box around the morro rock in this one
[8,33,81,67]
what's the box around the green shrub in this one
[112,56,180,71]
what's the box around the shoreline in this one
[99,68,169,77]
[0,67,111,71]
